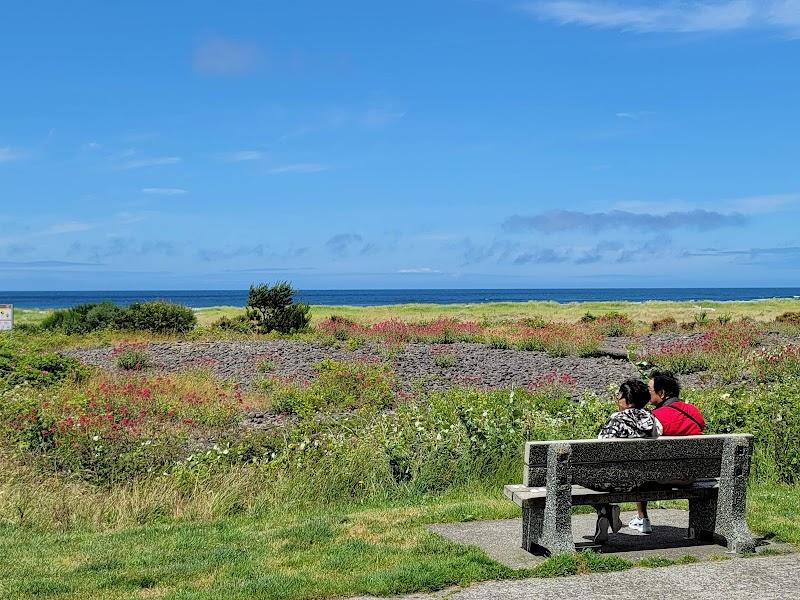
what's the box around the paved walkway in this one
[428,509,789,567]
[350,553,800,599]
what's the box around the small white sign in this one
[0,304,12,331]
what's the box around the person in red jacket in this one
[630,370,706,533]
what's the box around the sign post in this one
[0,304,13,331]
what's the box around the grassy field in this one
[15,297,800,329]
[1,481,798,599]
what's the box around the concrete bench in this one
[504,434,758,556]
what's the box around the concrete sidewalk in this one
[351,553,800,599]
[428,509,790,567]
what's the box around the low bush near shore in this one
[39,300,197,335]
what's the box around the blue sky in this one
[1,0,799,290]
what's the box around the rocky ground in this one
[69,339,641,398]
[67,331,798,427]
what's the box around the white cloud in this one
[46,221,93,235]
[142,187,187,195]
[728,193,800,214]
[398,267,442,273]
[227,150,263,162]
[120,157,181,170]
[362,108,407,128]
[193,36,260,76]
[614,193,799,216]
[0,147,25,162]
[523,1,800,35]
[268,163,329,174]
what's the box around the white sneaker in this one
[630,517,653,534]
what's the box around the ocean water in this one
[3,288,800,309]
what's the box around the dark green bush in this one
[650,316,677,332]
[247,282,311,334]
[776,312,800,326]
[212,313,254,333]
[41,301,196,335]
[41,302,125,335]
[595,312,634,337]
[523,316,548,328]
[115,349,150,371]
[124,301,196,333]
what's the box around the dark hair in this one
[650,370,680,399]
[618,378,650,409]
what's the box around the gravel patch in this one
[67,340,640,399]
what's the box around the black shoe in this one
[594,516,610,544]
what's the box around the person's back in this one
[652,397,705,436]
[649,370,705,436]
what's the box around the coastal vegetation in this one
[2,295,800,598]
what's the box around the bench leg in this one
[523,499,575,555]
[522,506,544,552]
[531,443,575,555]
[715,437,757,553]
[688,496,717,543]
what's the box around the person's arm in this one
[598,413,621,439]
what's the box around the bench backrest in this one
[524,434,753,488]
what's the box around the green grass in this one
[0,491,523,600]
[14,297,800,329]
[0,482,797,600]
[225,299,800,326]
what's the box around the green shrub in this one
[751,346,800,383]
[115,350,150,371]
[125,301,196,333]
[432,352,457,368]
[212,313,254,333]
[40,302,125,334]
[650,317,677,332]
[247,282,311,334]
[40,301,196,334]
[346,337,365,351]
[257,358,275,373]
[0,347,88,390]
[776,312,800,326]
[523,316,548,328]
[266,358,395,415]
[688,381,800,483]
[0,372,249,484]
[595,312,634,337]
[487,337,510,349]
[693,311,710,327]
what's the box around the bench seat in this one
[504,480,719,508]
